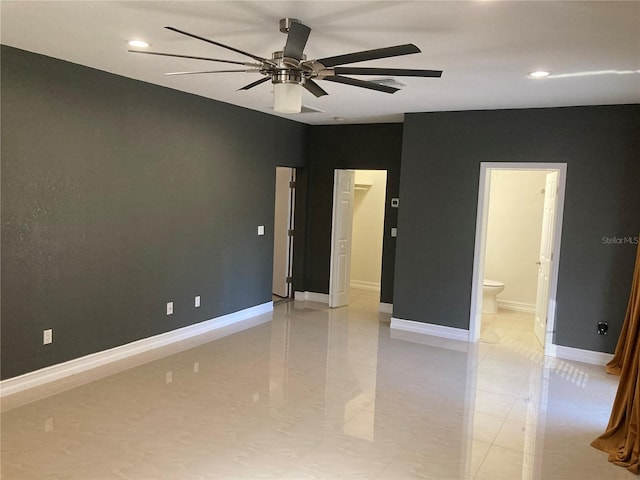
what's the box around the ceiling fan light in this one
[528,70,551,78]
[273,83,302,113]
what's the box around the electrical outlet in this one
[193,362,199,373]
[44,417,54,432]
[597,322,608,335]
[166,371,173,384]
[195,296,201,308]
[43,329,52,345]
[258,225,265,236]
[166,302,173,315]
[391,227,398,237]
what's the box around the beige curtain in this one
[592,239,640,473]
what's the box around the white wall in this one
[350,170,387,291]
[484,170,547,309]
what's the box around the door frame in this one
[272,166,295,298]
[469,162,567,354]
[328,168,388,308]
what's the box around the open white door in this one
[329,169,355,308]
[534,171,558,346]
[272,167,294,298]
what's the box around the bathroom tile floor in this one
[0,291,625,479]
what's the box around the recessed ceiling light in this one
[128,40,149,48]
[528,70,551,78]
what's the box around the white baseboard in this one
[0,302,273,398]
[551,345,614,366]
[497,300,536,313]
[294,291,330,303]
[379,303,393,314]
[350,280,381,292]
[390,317,470,342]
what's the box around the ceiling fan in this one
[129,18,443,113]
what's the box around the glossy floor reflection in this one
[0,291,625,479]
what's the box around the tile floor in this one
[0,290,627,479]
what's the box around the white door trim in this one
[286,168,296,297]
[469,162,567,354]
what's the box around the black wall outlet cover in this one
[597,322,608,335]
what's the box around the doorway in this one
[329,169,387,308]
[272,167,295,301]
[469,163,567,352]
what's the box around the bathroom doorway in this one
[469,163,567,352]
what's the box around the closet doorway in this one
[329,169,387,307]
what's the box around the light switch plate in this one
[43,329,53,345]
[258,225,265,236]
[166,302,173,315]
[391,227,398,237]
[194,296,201,308]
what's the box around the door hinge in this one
[285,276,292,284]
[288,229,294,236]
[289,181,296,189]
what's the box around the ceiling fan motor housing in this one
[270,50,308,86]
[273,68,304,85]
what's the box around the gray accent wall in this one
[394,106,640,353]
[1,46,307,380]
[303,124,403,304]
[3,45,638,383]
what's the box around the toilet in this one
[482,279,505,314]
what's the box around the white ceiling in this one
[1,1,639,125]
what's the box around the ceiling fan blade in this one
[128,50,260,67]
[238,77,271,91]
[165,69,261,76]
[322,76,399,94]
[283,22,311,60]
[165,26,271,64]
[334,67,443,78]
[303,79,328,97]
[316,44,421,68]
